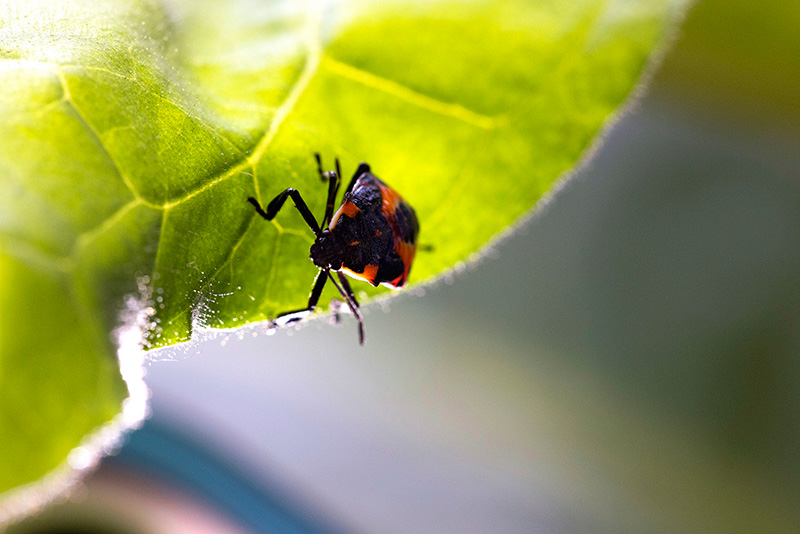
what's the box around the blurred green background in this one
[9,0,800,532]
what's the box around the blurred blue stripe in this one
[107,419,349,534]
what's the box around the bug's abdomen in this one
[380,199,419,288]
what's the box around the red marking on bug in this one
[390,240,416,288]
[377,181,403,216]
[342,264,380,286]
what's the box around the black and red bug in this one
[247,154,419,344]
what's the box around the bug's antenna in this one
[332,158,343,203]
[321,157,340,230]
[315,152,325,181]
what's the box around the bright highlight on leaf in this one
[0,0,689,515]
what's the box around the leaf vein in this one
[73,198,145,255]
[56,66,152,206]
[151,208,170,284]
[322,57,504,130]
[158,8,323,209]
[245,10,324,183]
[70,64,249,158]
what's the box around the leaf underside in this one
[0,0,688,501]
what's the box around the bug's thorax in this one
[310,229,345,270]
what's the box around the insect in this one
[247,154,419,345]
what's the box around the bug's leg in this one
[320,159,340,230]
[329,271,365,345]
[344,162,371,196]
[247,189,320,235]
[273,269,328,326]
[246,197,270,220]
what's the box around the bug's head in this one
[310,229,345,270]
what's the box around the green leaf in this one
[0,0,689,510]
